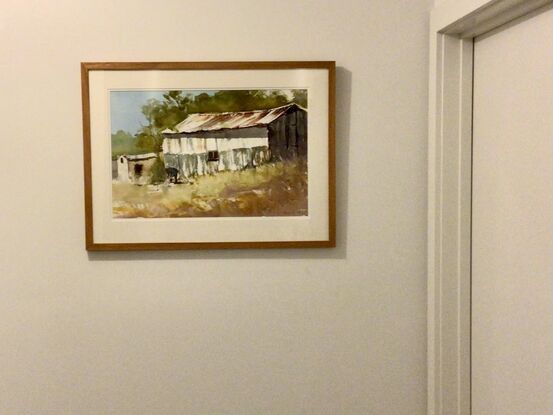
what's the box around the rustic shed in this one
[161,103,307,182]
[116,153,158,185]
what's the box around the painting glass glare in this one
[110,89,308,218]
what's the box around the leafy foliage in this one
[111,130,141,160]
[291,90,307,108]
[136,91,191,153]
[186,90,290,114]
[135,89,307,154]
[149,157,167,184]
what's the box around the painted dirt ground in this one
[112,160,307,218]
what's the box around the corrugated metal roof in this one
[163,103,306,135]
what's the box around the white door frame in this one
[427,1,553,414]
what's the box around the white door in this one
[472,6,553,415]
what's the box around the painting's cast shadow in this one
[88,66,351,263]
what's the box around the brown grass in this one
[112,160,307,218]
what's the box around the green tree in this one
[111,130,140,159]
[135,89,308,154]
[149,157,167,184]
[186,89,303,114]
[136,91,191,153]
[292,89,308,107]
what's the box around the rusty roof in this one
[163,103,306,135]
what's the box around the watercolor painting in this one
[110,89,308,218]
[82,62,335,250]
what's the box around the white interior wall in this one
[0,1,431,414]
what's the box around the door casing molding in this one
[427,1,553,414]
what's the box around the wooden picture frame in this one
[81,61,335,250]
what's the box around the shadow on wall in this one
[88,66,352,262]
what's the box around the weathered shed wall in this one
[117,157,130,182]
[162,126,270,181]
[127,157,157,185]
[164,145,270,182]
[267,108,307,160]
[162,135,268,156]
[116,155,158,185]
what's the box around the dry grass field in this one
[112,160,307,218]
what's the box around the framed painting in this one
[81,61,335,250]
